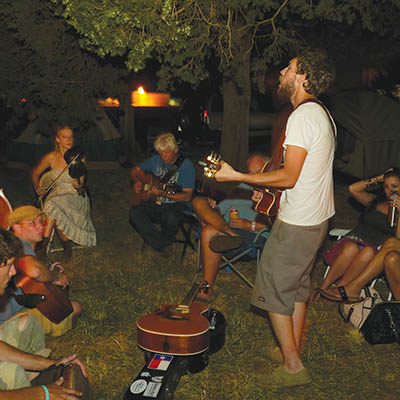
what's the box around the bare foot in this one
[196,287,215,303]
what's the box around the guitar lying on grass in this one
[137,281,212,356]
[132,171,182,206]
[198,151,283,224]
[125,281,225,400]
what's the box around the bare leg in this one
[71,300,83,316]
[325,237,400,298]
[192,196,236,235]
[384,250,400,300]
[269,305,306,373]
[319,241,361,290]
[43,217,55,238]
[196,224,222,301]
[336,246,376,286]
[56,227,68,242]
[292,302,306,352]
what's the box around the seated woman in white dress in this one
[32,126,96,260]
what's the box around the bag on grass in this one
[360,301,400,345]
[339,286,383,330]
[340,286,400,345]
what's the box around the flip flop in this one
[209,234,244,253]
[318,286,362,304]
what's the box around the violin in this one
[64,146,87,197]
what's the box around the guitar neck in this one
[177,282,203,310]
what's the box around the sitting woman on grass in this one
[316,167,400,302]
[320,202,400,302]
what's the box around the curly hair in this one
[0,228,23,266]
[296,48,335,96]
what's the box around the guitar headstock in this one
[198,152,222,178]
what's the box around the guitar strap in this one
[297,98,337,148]
[160,154,185,184]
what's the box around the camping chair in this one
[140,207,199,264]
[324,228,393,300]
[173,209,199,263]
[195,228,269,289]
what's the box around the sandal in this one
[318,286,362,304]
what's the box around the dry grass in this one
[1,162,400,399]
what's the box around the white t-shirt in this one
[278,102,336,226]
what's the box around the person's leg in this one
[192,196,235,235]
[159,203,187,248]
[269,308,305,373]
[196,224,222,301]
[71,300,83,316]
[384,250,400,300]
[336,246,376,286]
[324,237,400,299]
[292,302,306,352]
[129,202,170,251]
[319,240,361,290]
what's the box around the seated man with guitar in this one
[193,153,270,302]
[1,206,83,337]
[0,227,88,397]
[130,133,195,252]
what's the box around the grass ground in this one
[1,160,399,400]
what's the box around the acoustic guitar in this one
[132,172,182,206]
[198,152,282,225]
[15,261,73,324]
[137,282,210,356]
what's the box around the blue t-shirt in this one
[0,238,34,324]
[139,154,195,204]
[217,184,269,239]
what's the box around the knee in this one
[200,224,218,242]
[71,300,83,316]
[163,210,183,227]
[342,240,360,254]
[384,251,400,273]
[382,237,400,250]
[360,245,376,260]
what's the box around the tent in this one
[9,108,122,166]
[330,90,400,179]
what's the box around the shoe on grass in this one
[266,346,283,363]
[266,366,311,389]
[209,235,244,253]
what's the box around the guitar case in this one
[124,308,225,400]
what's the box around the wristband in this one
[41,385,50,400]
[251,221,256,231]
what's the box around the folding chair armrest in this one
[329,228,351,240]
[252,227,269,242]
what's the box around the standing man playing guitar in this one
[214,48,336,388]
[1,206,83,337]
[130,133,195,253]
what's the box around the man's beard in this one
[277,79,295,101]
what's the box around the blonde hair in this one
[54,125,74,152]
[154,133,178,153]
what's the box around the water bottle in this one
[387,190,398,228]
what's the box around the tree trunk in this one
[119,92,139,163]
[219,31,251,171]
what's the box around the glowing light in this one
[137,86,145,94]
